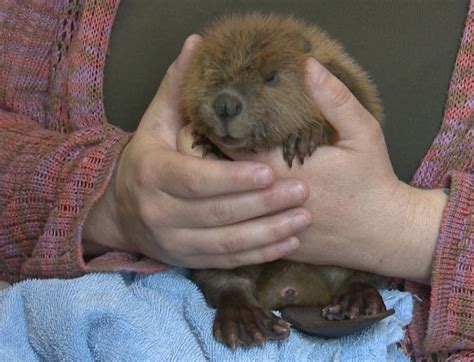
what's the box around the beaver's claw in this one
[282,128,320,168]
[192,132,226,159]
[214,291,291,349]
[321,283,387,321]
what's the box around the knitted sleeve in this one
[423,171,474,352]
[402,2,473,357]
[0,110,166,282]
[0,1,167,282]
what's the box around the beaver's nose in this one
[214,93,242,121]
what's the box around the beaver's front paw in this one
[214,291,291,349]
[282,125,330,167]
[321,283,386,321]
[192,132,225,158]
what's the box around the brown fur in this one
[183,13,383,152]
[183,13,387,348]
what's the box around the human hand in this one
[217,58,447,283]
[83,35,312,269]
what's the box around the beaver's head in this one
[183,14,318,150]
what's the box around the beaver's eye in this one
[265,71,278,85]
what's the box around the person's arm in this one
[0,109,136,282]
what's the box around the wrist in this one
[370,182,447,283]
[82,175,135,256]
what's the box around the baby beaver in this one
[183,13,387,349]
[183,13,383,166]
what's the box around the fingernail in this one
[254,167,274,187]
[290,182,308,201]
[292,213,311,231]
[181,34,201,55]
[281,237,300,254]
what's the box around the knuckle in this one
[270,219,293,240]
[137,199,158,225]
[328,83,352,109]
[262,189,283,210]
[220,229,243,254]
[366,119,384,140]
[135,163,151,189]
[134,150,159,189]
[209,200,235,225]
[137,198,174,228]
[181,170,205,196]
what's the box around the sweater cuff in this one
[85,252,168,274]
[78,128,168,276]
[424,171,474,352]
[20,125,165,279]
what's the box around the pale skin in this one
[82,35,312,269]
[84,35,448,284]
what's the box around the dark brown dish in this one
[281,306,395,338]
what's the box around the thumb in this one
[305,58,380,142]
[139,34,202,139]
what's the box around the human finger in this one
[183,207,312,255]
[171,179,309,228]
[187,237,300,269]
[305,58,381,142]
[156,151,276,198]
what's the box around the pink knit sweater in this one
[0,0,472,359]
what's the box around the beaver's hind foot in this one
[321,283,387,321]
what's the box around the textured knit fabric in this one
[0,0,166,281]
[0,0,473,359]
[403,2,474,360]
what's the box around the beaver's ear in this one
[289,33,312,53]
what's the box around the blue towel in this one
[0,269,412,361]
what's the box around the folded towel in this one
[0,269,412,361]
